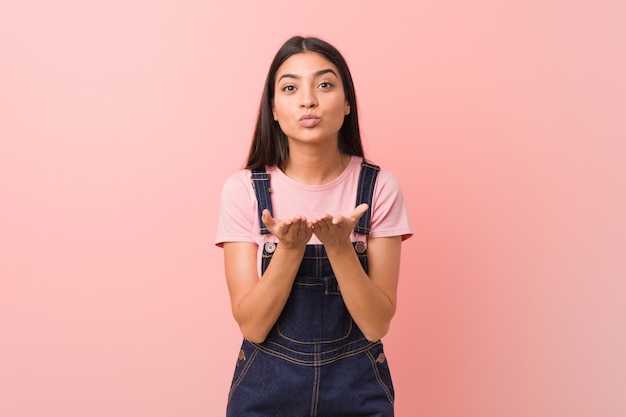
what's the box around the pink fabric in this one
[216,156,412,251]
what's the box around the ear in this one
[272,102,278,120]
[344,101,351,116]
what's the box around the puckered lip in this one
[299,113,320,121]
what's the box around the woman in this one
[216,36,412,416]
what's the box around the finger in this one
[261,209,275,226]
[314,214,333,222]
[291,218,304,231]
[292,216,309,230]
[350,203,369,220]
[316,216,333,227]
[331,215,345,226]
[298,220,311,236]
[291,217,307,233]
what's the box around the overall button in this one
[264,242,276,253]
[355,241,366,253]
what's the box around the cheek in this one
[272,101,292,119]
[272,106,293,132]
[331,100,349,119]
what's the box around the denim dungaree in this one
[227,161,394,417]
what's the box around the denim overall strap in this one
[251,167,273,235]
[354,161,380,235]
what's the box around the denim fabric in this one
[251,169,273,235]
[353,161,380,236]
[228,162,394,416]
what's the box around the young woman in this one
[215,36,412,416]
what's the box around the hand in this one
[311,203,369,248]
[261,210,313,249]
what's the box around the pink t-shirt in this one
[215,156,412,256]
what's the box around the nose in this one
[300,86,318,108]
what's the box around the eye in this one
[318,81,334,89]
[281,84,296,92]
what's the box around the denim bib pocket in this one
[276,275,353,344]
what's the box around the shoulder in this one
[372,166,406,214]
[356,158,402,192]
[376,167,403,192]
[222,169,252,190]
[219,169,257,211]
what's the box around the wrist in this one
[275,241,307,253]
[324,240,354,256]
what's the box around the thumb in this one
[261,209,275,226]
[351,203,369,220]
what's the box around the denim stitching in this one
[366,349,394,405]
[311,344,321,416]
[354,161,380,235]
[252,341,378,366]
[276,319,353,344]
[260,338,376,357]
[228,345,259,401]
[251,168,273,235]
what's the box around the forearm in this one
[233,245,304,342]
[325,243,396,342]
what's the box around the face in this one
[272,52,350,147]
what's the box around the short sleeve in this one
[369,170,413,241]
[215,170,257,247]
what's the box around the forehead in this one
[275,52,341,80]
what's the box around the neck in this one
[283,143,350,185]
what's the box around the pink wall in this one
[1,1,625,416]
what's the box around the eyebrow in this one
[277,68,338,82]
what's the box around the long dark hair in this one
[245,36,364,170]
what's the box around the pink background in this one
[1,1,625,416]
